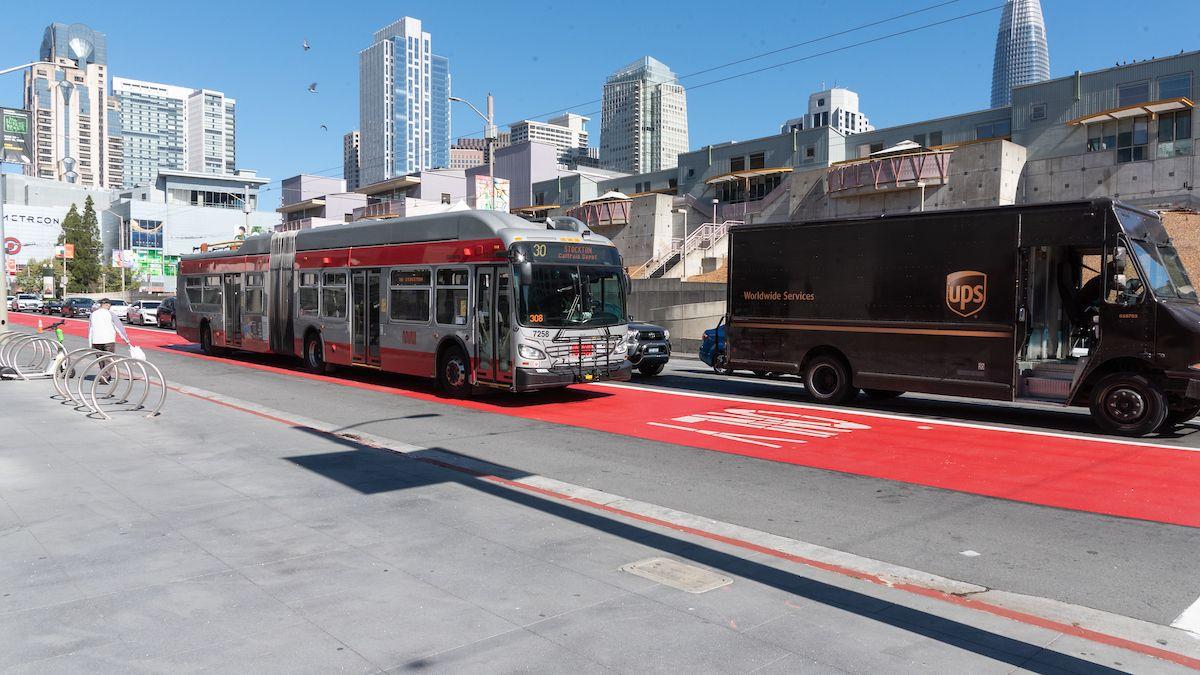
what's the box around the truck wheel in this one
[438,346,472,397]
[638,362,665,377]
[804,355,857,405]
[1162,403,1200,429]
[863,389,904,401]
[1088,373,1168,436]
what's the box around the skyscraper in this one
[600,57,688,174]
[358,17,451,186]
[990,0,1050,108]
[24,23,120,188]
[510,113,590,165]
[112,78,239,187]
[343,131,361,191]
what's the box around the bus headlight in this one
[518,345,547,360]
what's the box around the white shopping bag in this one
[129,346,147,361]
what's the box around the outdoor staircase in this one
[630,220,740,280]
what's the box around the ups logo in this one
[946,271,987,318]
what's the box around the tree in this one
[57,197,103,292]
[102,264,140,292]
[14,258,55,295]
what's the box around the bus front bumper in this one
[514,361,632,391]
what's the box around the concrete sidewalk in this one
[0,378,1187,673]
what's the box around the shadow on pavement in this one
[284,429,1125,673]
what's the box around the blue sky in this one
[2,0,1198,209]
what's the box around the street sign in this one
[55,243,75,259]
[1,108,33,165]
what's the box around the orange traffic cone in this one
[37,319,44,333]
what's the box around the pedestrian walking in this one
[89,298,134,384]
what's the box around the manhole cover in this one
[620,557,732,593]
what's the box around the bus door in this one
[351,268,382,366]
[474,266,514,384]
[223,273,243,345]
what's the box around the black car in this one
[626,320,671,376]
[61,297,96,318]
[156,296,177,329]
[40,299,64,315]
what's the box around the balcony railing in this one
[827,149,952,197]
[352,199,405,222]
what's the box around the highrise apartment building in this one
[24,23,121,188]
[780,88,873,136]
[343,131,362,190]
[599,57,688,174]
[187,89,236,175]
[510,113,590,165]
[358,16,451,185]
[112,78,239,188]
[990,0,1050,108]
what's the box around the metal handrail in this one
[630,220,740,279]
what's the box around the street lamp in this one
[673,208,689,279]
[711,198,719,225]
[449,94,497,211]
[0,60,59,328]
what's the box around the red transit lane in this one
[15,312,1200,528]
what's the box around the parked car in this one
[12,294,43,312]
[626,319,671,376]
[61,297,96,318]
[155,297,177,329]
[107,299,130,321]
[40,299,64,315]
[699,317,728,374]
[127,300,161,325]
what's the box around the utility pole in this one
[1,167,8,328]
[450,94,497,210]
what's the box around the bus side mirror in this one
[519,261,533,286]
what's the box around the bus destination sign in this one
[515,241,621,266]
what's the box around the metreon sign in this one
[1,205,68,266]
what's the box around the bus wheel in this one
[304,333,330,373]
[804,355,857,405]
[863,389,904,401]
[1089,373,1167,436]
[438,346,472,397]
[199,323,221,356]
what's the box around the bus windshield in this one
[517,265,627,328]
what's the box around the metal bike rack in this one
[85,356,167,420]
[0,332,66,381]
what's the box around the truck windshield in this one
[517,265,627,328]
[1130,239,1197,301]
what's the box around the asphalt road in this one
[13,313,1200,629]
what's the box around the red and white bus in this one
[176,211,633,394]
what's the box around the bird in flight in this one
[302,39,310,51]
[308,83,318,93]
[320,125,328,131]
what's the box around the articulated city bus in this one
[176,212,633,394]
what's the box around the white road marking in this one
[1171,595,1200,638]
[595,381,1200,454]
[960,550,982,557]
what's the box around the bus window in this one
[185,276,202,305]
[298,273,319,316]
[389,268,431,322]
[436,268,469,325]
[245,273,264,314]
[201,276,222,306]
[321,271,348,319]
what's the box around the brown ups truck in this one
[725,198,1200,436]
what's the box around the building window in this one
[975,119,1011,140]
[1030,103,1047,122]
[436,268,469,325]
[320,271,348,319]
[748,152,765,170]
[1159,73,1192,101]
[929,131,943,146]
[1117,81,1150,107]
[1157,110,1193,158]
[869,142,884,154]
[1116,116,1149,163]
[912,134,926,147]
[389,268,431,322]
[729,156,745,172]
[1086,121,1117,152]
[805,145,816,159]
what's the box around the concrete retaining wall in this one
[628,278,727,353]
